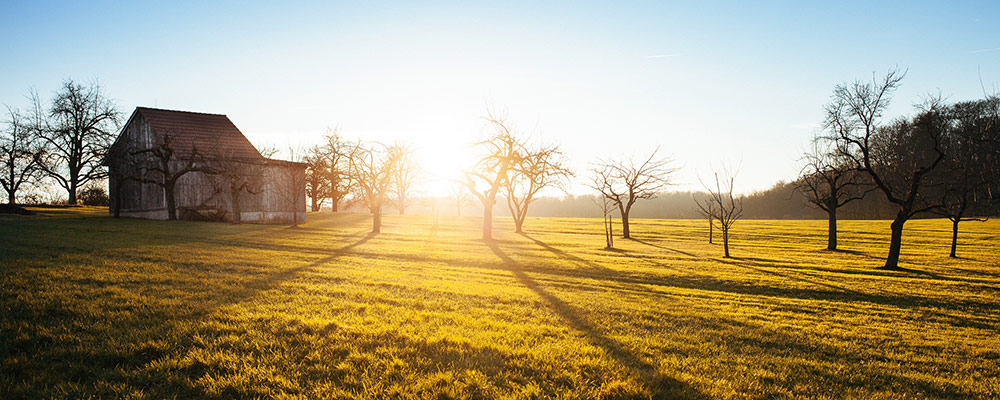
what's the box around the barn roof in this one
[132,107,264,160]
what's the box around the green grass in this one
[1,208,998,399]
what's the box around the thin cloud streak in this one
[968,47,1000,54]
[642,53,683,59]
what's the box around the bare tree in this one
[1,106,46,204]
[930,97,999,257]
[504,142,572,233]
[213,158,266,224]
[696,168,744,258]
[593,147,678,239]
[824,69,948,269]
[350,142,395,233]
[463,112,523,240]
[388,142,421,215]
[590,173,616,249]
[304,144,331,212]
[321,130,356,212]
[275,147,308,227]
[131,132,211,220]
[448,181,473,217]
[693,193,716,244]
[38,80,121,204]
[796,138,874,250]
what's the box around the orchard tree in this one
[797,138,873,250]
[504,142,572,233]
[592,147,678,239]
[931,97,999,257]
[696,169,744,258]
[388,143,421,215]
[350,142,396,233]
[463,111,523,240]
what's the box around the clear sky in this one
[2,1,999,196]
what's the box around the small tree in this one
[321,130,356,212]
[593,147,678,239]
[275,147,307,227]
[797,139,873,250]
[388,143,421,215]
[693,193,716,244]
[931,97,999,257]
[39,80,121,204]
[350,142,396,233]
[1,106,46,205]
[696,169,744,258]
[504,142,572,233]
[448,182,473,217]
[590,174,616,249]
[463,112,523,240]
[304,144,331,212]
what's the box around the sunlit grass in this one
[1,209,998,399]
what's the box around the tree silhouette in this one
[463,112,522,240]
[696,169,743,258]
[797,138,873,250]
[1,106,46,205]
[38,80,121,204]
[592,147,677,239]
[504,142,572,233]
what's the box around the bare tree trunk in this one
[8,190,15,205]
[68,178,78,204]
[165,182,177,220]
[708,218,713,244]
[310,196,319,212]
[331,196,339,212]
[950,218,959,258]
[482,203,493,240]
[827,205,838,251]
[882,216,905,269]
[619,204,630,239]
[722,228,730,257]
[372,207,381,233]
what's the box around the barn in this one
[103,107,306,224]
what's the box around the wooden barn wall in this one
[108,113,166,212]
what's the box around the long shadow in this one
[520,234,609,271]
[627,237,699,258]
[231,232,377,297]
[486,241,704,399]
[716,257,864,296]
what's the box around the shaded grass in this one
[1,209,998,399]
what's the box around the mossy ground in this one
[1,207,998,399]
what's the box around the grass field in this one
[1,207,998,399]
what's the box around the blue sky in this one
[2,1,999,195]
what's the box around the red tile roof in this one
[135,107,264,160]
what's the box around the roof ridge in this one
[136,106,228,117]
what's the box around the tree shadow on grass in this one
[486,241,705,399]
[627,237,699,257]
